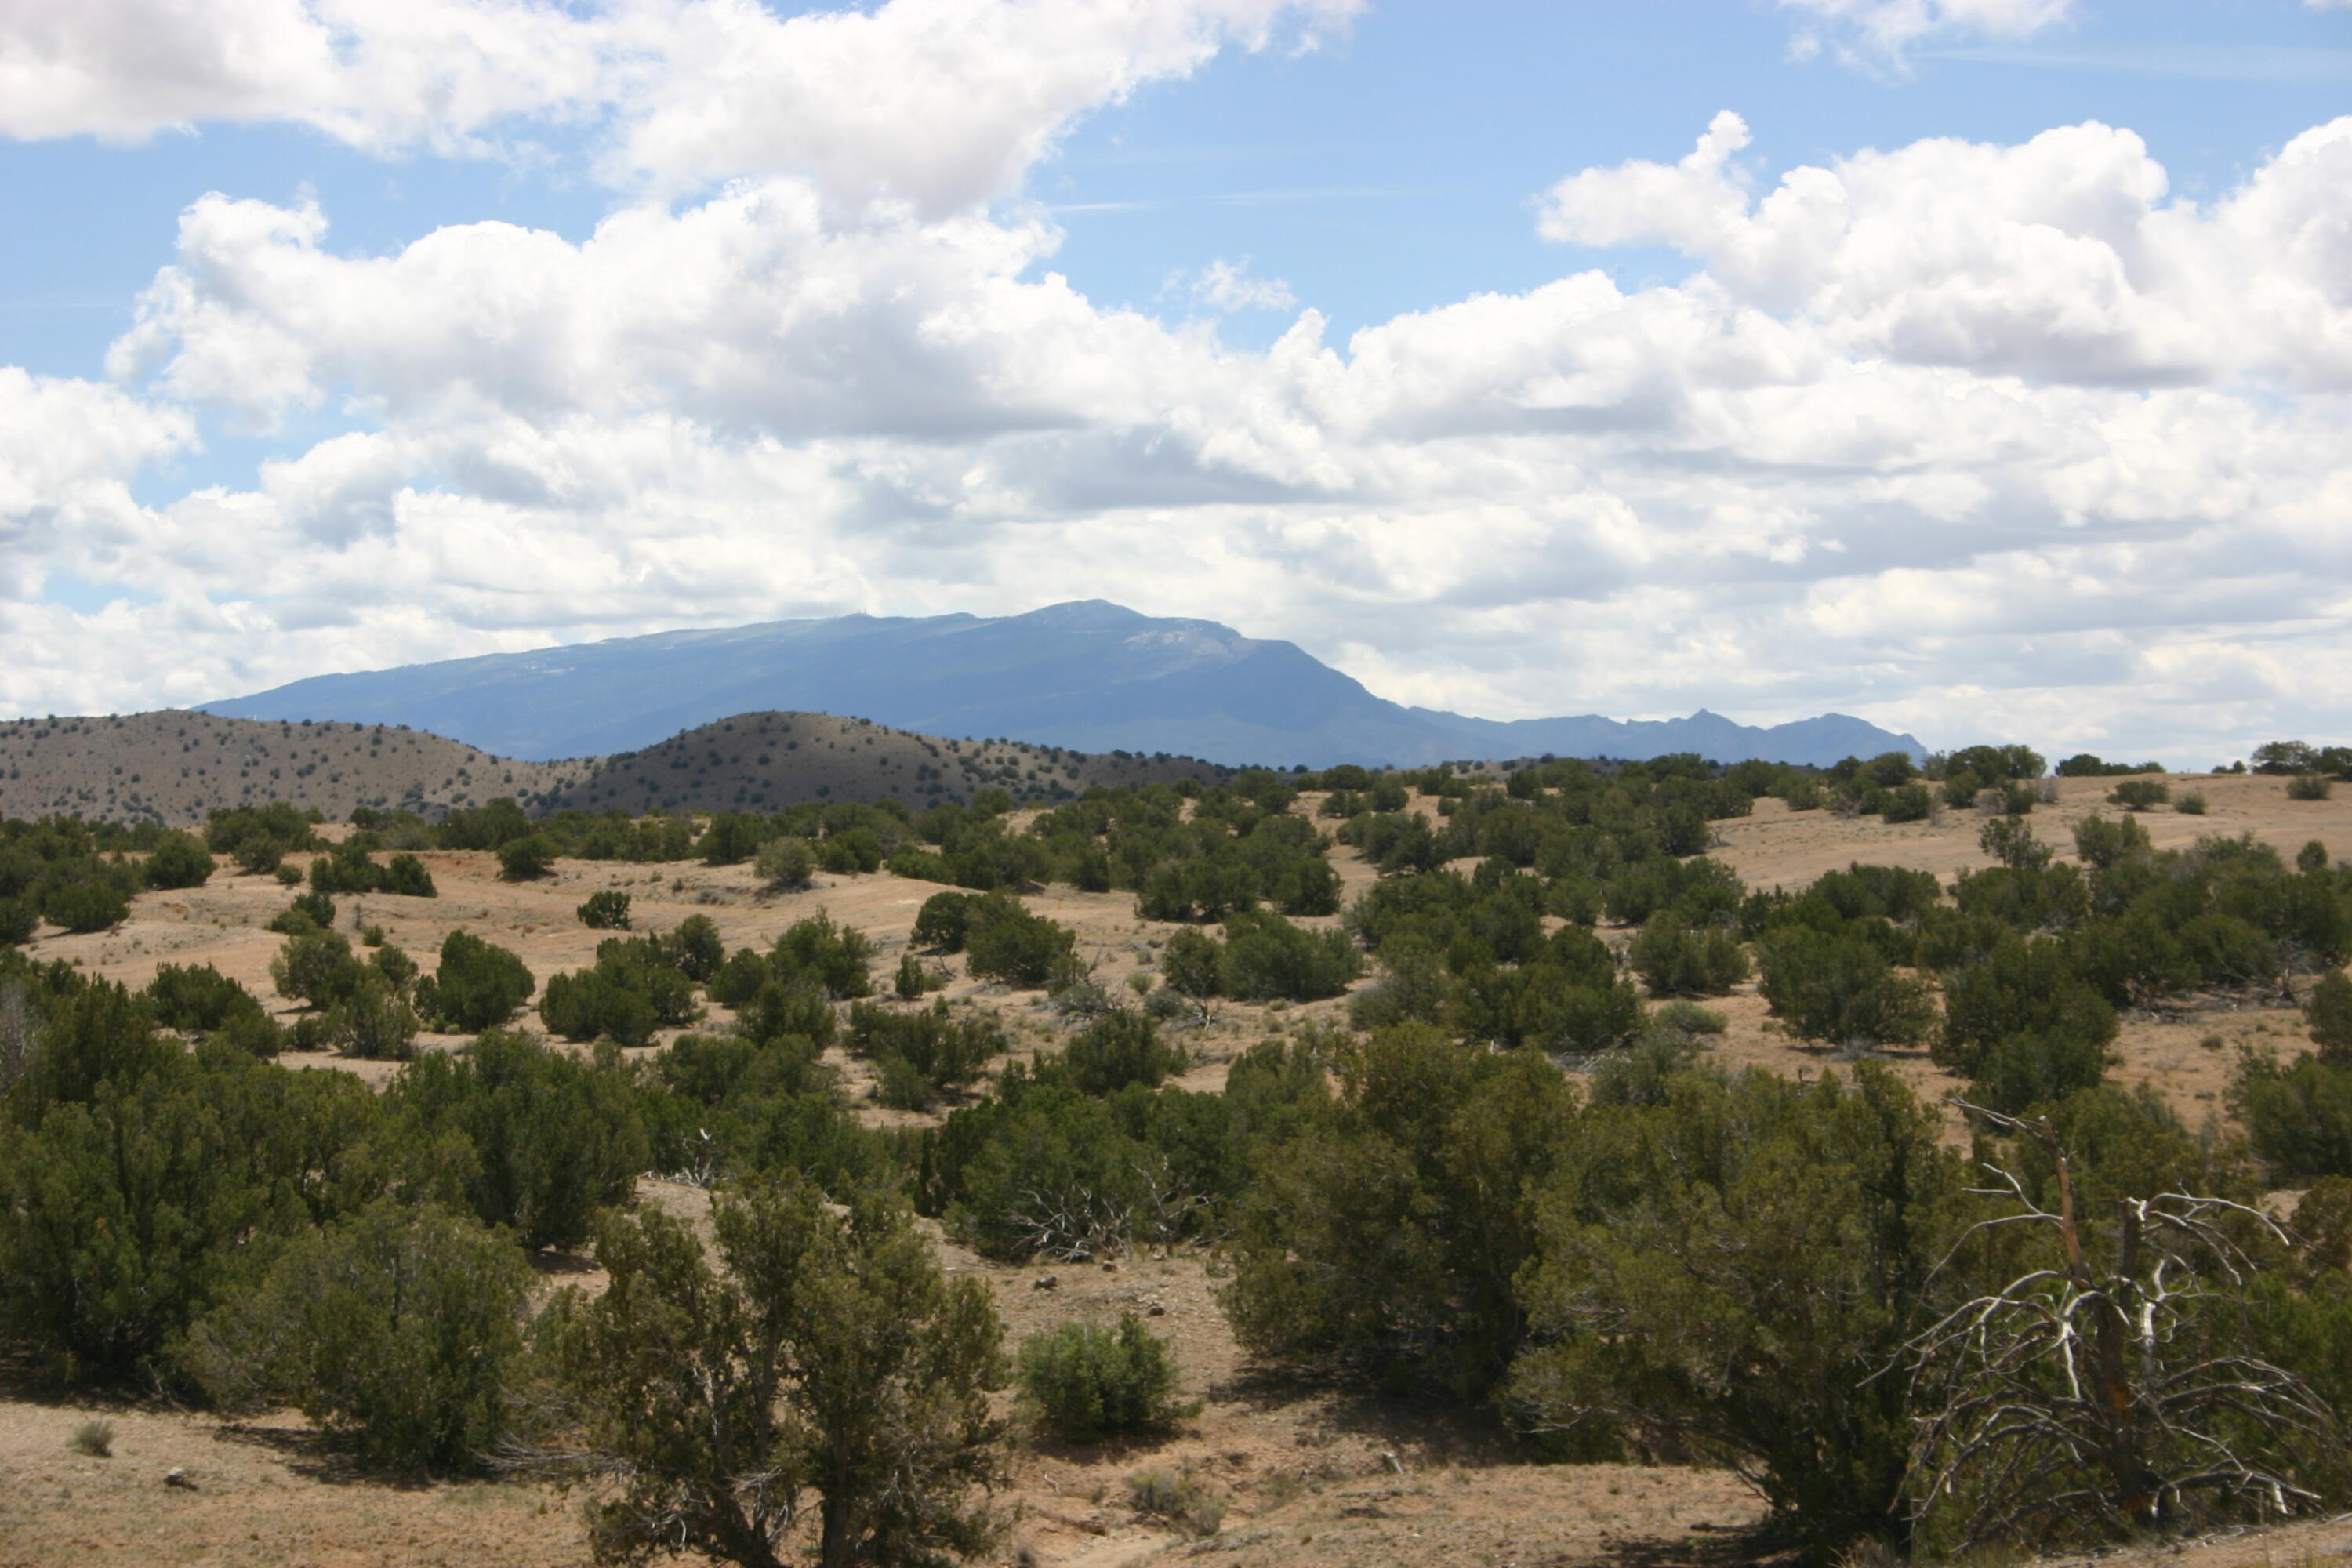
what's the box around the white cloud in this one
[0,0,1358,210]
[1537,113,2352,390]
[1780,0,2077,65]
[8,6,2352,765]
[1174,258,1299,314]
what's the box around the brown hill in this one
[535,710,1230,815]
[0,710,586,826]
[0,709,1232,826]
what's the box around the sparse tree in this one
[531,1177,1007,1568]
[1906,1105,2339,1551]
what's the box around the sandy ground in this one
[5,774,2350,1566]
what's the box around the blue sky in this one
[2,0,2350,762]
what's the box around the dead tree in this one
[1904,1102,2337,1549]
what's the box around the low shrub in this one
[183,1200,534,1472]
[1018,1314,1196,1443]
[1627,914,1749,997]
[414,930,535,1033]
[576,890,631,930]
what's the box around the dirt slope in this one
[0,711,587,827]
[0,710,1232,828]
[537,711,1230,816]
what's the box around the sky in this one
[2,0,2350,766]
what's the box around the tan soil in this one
[5,769,2349,1566]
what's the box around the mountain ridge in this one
[205,601,1926,768]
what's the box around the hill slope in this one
[0,711,586,826]
[0,709,1229,826]
[538,711,1225,816]
[205,601,1926,768]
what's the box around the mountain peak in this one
[205,603,1926,768]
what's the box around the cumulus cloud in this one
[0,0,1357,210]
[5,0,2351,764]
[1538,113,2352,390]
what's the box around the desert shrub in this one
[815,827,886,875]
[1221,1023,1577,1396]
[2310,970,2352,1062]
[1951,862,2089,934]
[935,1073,1234,1264]
[0,1030,378,1383]
[964,895,1076,989]
[143,962,273,1044]
[1933,938,2118,1112]
[387,1032,647,1250]
[2232,1050,2352,1180]
[1757,924,1936,1049]
[1509,1062,1965,1557]
[1878,782,1936,822]
[2107,778,2170,811]
[1216,909,1362,1002]
[183,1200,532,1471]
[672,914,724,982]
[43,879,128,935]
[2071,813,2151,869]
[0,898,35,946]
[270,928,366,1011]
[1018,1314,1195,1443]
[205,803,322,873]
[2176,792,2208,815]
[1158,927,1222,1005]
[535,1177,1006,1568]
[1058,1011,1184,1097]
[271,889,336,935]
[414,930,535,1033]
[737,980,840,1051]
[143,832,215,890]
[1627,914,1749,997]
[2291,772,2336,802]
[576,890,632,930]
[379,854,437,896]
[768,913,875,1000]
[910,891,973,952]
[1649,999,1728,1037]
[1347,935,1450,1029]
[540,967,660,1047]
[327,971,419,1062]
[1978,815,2053,871]
[755,835,815,890]
[846,1001,1004,1109]
[495,835,556,880]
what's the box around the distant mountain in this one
[206,601,1925,769]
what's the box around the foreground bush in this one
[1018,1314,1195,1443]
[185,1200,533,1471]
[1509,1062,1966,1555]
[534,1177,1007,1568]
[1221,1022,1576,1396]
[388,1032,647,1250]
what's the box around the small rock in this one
[1032,1274,1058,1291]
[164,1468,196,1490]
[1100,1260,1117,1273]
[1145,1302,1167,1317]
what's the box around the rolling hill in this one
[205,601,1926,768]
[0,709,1229,826]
